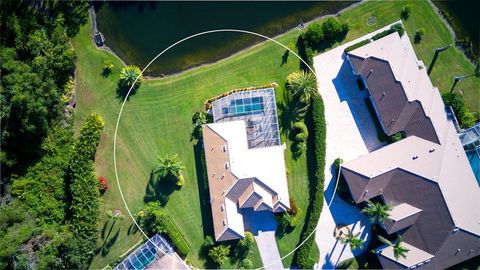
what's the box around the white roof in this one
[224,198,245,237]
[208,120,290,208]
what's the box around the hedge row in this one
[372,23,404,41]
[68,113,105,268]
[294,96,327,268]
[163,215,190,257]
[344,39,371,53]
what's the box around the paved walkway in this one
[242,209,284,269]
[312,22,401,269]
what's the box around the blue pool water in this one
[466,150,480,185]
[223,97,264,115]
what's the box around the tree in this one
[203,235,215,248]
[321,17,349,41]
[238,232,254,249]
[209,245,230,266]
[414,28,425,44]
[239,258,253,269]
[119,65,143,89]
[155,154,185,183]
[361,200,393,224]
[401,5,413,20]
[140,202,167,236]
[378,236,410,260]
[340,229,364,251]
[286,70,318,105]
[302,22,323,46]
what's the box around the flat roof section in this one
[211,88,281,148]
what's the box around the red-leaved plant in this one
[98,176,108,192]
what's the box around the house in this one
[342,32,480,269]
[202,88,290,241]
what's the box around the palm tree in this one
[362,200,393,224]
[378,235,410,260]
[286,70,318,104]
[119,65,143,89]
[341,229,364,251]
[155,154,185,183]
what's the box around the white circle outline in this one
[112,29,333,269]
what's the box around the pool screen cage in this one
[211,88,281,149]
[114,234,173,270]
[459,122,480,152]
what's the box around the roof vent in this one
[412,155,419,160]
[220,205,224,211]
[453,227,459,233]
[225,162,229,170]
[223,145,227,152]
[223,220,226,226]
[221,174,225,179]
[429,149,435,153]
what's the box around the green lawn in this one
[73,17,312,269]
[72,0,478,268]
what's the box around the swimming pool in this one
[466,150,480,185]
[222,97,264,115]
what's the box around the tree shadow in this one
[277,88,296,136]
[143,169,179,206]
[101,220,109,240]
[280,49,289,66]
[193,142,214,238]
[101,227,121,257]
[116,83,139,102]
[127,216,141,235]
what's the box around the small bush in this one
[372,23,404,41]
[238,232,254,249]
[334,158,343,171]
[344,39,371,53]
[176,174,185,187]
[103,60,115,74]
[119,65,143,89]
[203,236,214,248]
[292,122,309,140]
[414,28,425,44]
[209,245,230,266]
[239,258,253,269]
[321,17,349,41]
[288,198,298,216]
[389,132,404,143]
[442,92,477,128]
[98,176,108,192]
[401,5,413,20]
[302,22,323,46]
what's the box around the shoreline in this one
[88,1,364,80]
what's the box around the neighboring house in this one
[202,88,290,241]
[342,32,480,269]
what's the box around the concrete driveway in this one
[242,209,284,269]
[312,22,401,269]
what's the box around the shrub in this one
[294,96,326,268]
[334,158,343,171]
[203,236,214,248]
[103,60,114,74]
[238,232,254,249]
[98,176,108,192]
[442,92,477,128]
[389,132,404,143]
[163,216,190,257]
[239,258,253,269]
[414,28,425,44]
[209,245,230,266]
[176,174,185,187]
[401,5,413,20]
[295,132,307,143]
[372,23,404,40]
[302,22,323,46]
[292,122,309,139]
[290,208,303,228]
[321,17,349,41]
[344,39,371,53]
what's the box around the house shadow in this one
[332,58,385,153]
[241,208,277,236]
[143,169,179,206]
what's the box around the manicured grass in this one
[72,18,312,269]
[72,0,478,268]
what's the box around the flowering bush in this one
[98,176,108,192]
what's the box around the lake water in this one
[94,1,356,76]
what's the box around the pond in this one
[94,1,357,76]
